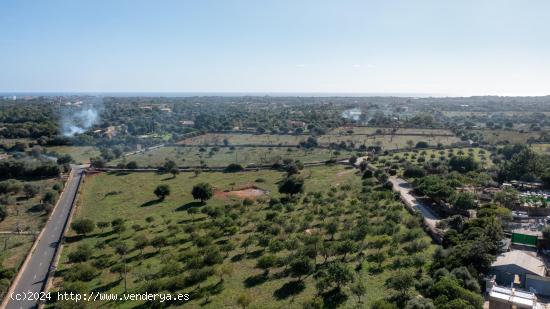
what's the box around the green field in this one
[52,166,435,308]
[0,234,34,270]
[372,147,492,174]
[112,146,353,168]
[317,134,461,150]
[0,177,60,297]
[0,178,59,233]
[531,143,550,154]
[179,133,461,151]
[468,129,541,144]
[329,127,455,136]
[45,146,100,164]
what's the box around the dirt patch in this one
[215,185,268,199]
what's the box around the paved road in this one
[4,167,84,309]
[389,177,442,233]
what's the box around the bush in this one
[362,169,373,179]
[415,141,429,148]
[65,263,98,282]
[68,244,93,263]
[224,163,244,173]
[404,166,425,178]
[71,218,95,235]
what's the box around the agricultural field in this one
[329,127,455,136]
[45,146,100,164]
[0,177,61,299]
[468,129,541,144]
[179,133,462,151]
[318,134,461,150]
[111,146,353,168]
[178,133,305,146]
[0,234,35,298]
[443,111,550,117]
[0,178,60,233]
[371,147,492,174]
[531,143,550,155]
[51,166,435,308]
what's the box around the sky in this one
[1,0,550,96]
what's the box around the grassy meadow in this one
[112,146,353,168]
[45,146,100,164]
[51,166,435,308]
[178,133,461,151]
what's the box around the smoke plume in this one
[61,97,103,137]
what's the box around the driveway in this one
[389,177,442,234]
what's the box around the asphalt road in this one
[5,167,83,309]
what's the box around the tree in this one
[403,165,425,178]
[125,161,138,169]
[192,183,213,203]
[71,219,95,235]
[385,270,415,298]
[43,190,58,205]
[241,235,256,255]
[350,280,367,304]
[405,298,435,309]
[256,254,276,275]
[23,183,39,198]
[493,188,520,209]
[154,184,170,200]
[170,167,180,178]
[278,175,305,197]
[97,221,109,231]
[415,141,429,148]
[161,160,177,173]
[289,256,314,281]
[216,263,233,282]
[113,241,130,292]
[68,244,93,263]
[133,234,149,255]
[451,192,477,211]
[325,261,355,290]
[237,293,252,308]
[449,156,479,173]
[151,235,167,252]
[325,221,339,240]
[224,163,244,173]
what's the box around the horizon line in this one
[2,91,550,98]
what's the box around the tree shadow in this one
[126,252,150,264]
[246,249,264,259]
[244,273,268,288]
[108,171,130,176]
[140,199,163,207]
[27,204,45,213]
[92,279,122,293]
[175,201,203,212]
[273,280,305,300]
[231,253,244,262]
[322,288,348,308]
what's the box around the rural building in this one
[180,120,195,126]
[486,283,542,309]
[491,250,550,297]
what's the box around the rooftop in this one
[493,250,547,277]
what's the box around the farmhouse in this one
[491,250,550,297]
